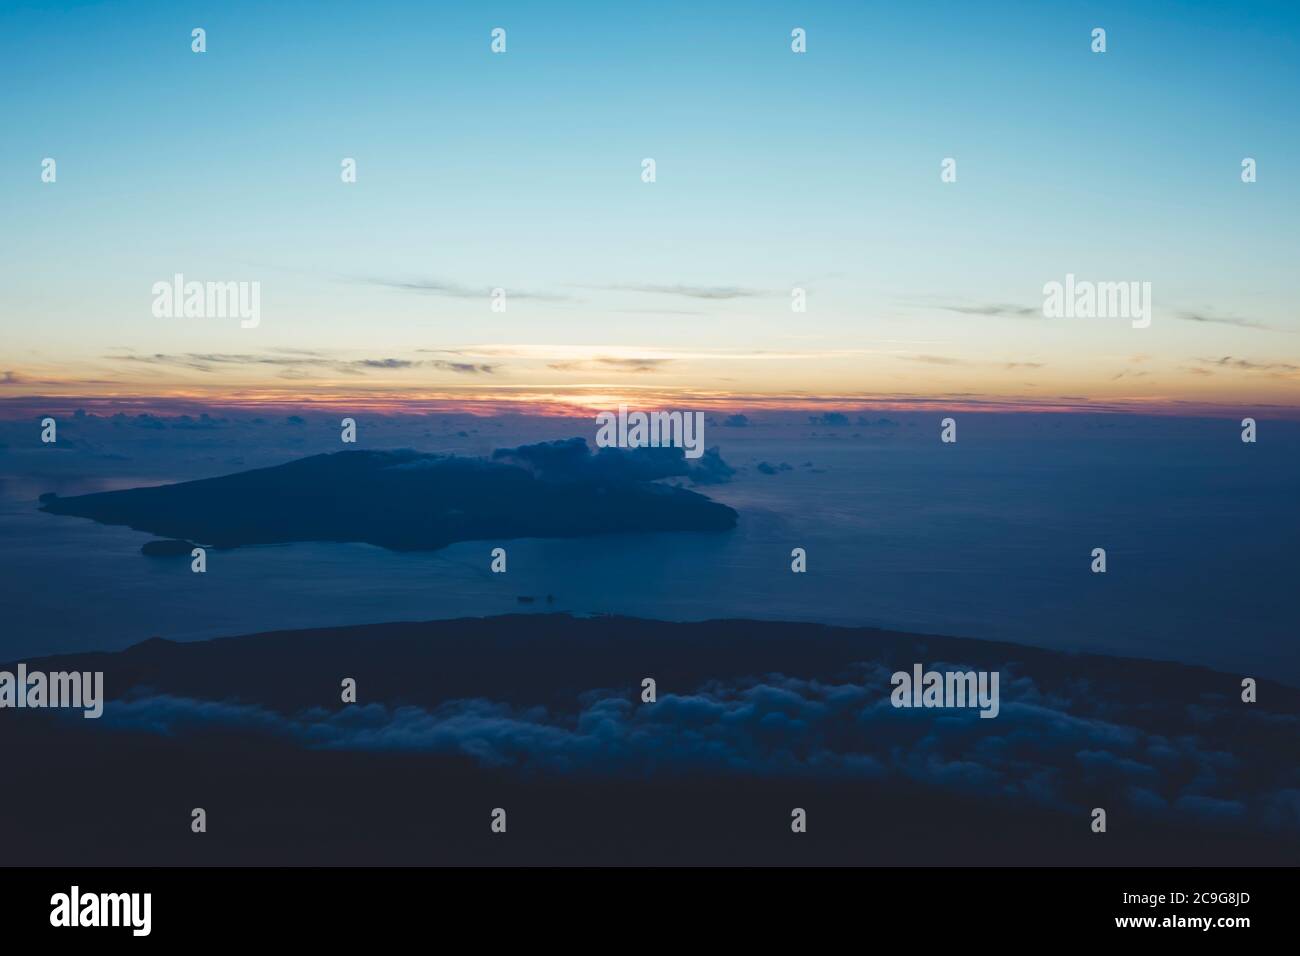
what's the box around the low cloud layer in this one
[100,664,1300,834]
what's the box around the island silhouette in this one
[38,441,739,551]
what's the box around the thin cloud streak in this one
[108,352,498,375]
[896,354,1046,370]
[1178,312,1278,331]
[1198,356,1300,374]
[357,276,575,303]
[419,345,881,362]
[585,283,774,300]
[547,357,675,373]
[939,303,1042,319]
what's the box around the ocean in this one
[1,410,1296,683]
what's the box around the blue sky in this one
[1,0,1297,411]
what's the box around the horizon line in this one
[2,391,1297,422]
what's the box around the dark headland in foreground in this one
[3,614,1296,866]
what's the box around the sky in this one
[1,0,1298,415]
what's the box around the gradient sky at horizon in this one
[1,0,1298,414]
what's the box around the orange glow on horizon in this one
[2,382,1297,420]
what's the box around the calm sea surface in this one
[2,412,1295,683]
